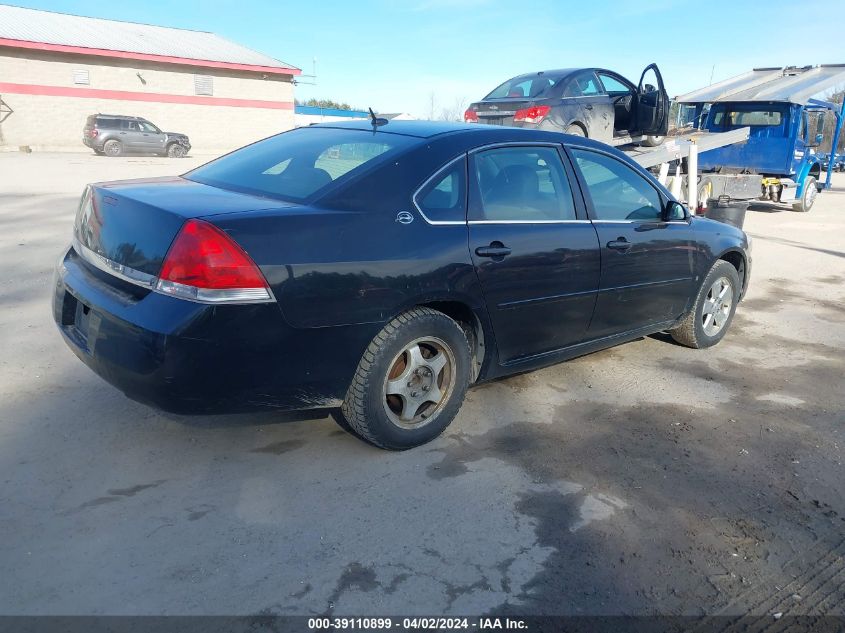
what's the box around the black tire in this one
[103,139,123,157]
[339,307,471,450]
[792,176,817,212]
[167,143,186,158]
[669,260,741,349]
[566,124,586,137]
[641,135,665,147]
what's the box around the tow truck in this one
[672,64,845,213]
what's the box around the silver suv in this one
[82,114,191,157]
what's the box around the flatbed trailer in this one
[619,126,752,213]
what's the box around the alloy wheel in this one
[382,337,456,429]
[702,277,733,336]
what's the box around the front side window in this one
[415,159,466,223]
[139,121,159,133]
[473,147,576,221]
[562,71,603,98]
[186,128,413,202]
[597,73,631,95]
[571,149,662,221]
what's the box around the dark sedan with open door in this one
[53,120,750,450]
[465,64,669,147]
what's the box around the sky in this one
[8,0,845,117]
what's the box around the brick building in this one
[0,4,300,153]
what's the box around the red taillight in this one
[514,105,551,125]
[464,108,479,123]
[156,219,271,303]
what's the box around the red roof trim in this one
[0,82,295,110]
[0,37,301,75]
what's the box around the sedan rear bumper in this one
[52,247,367,414]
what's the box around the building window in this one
[73,69,90,85]
[194,75,213,96]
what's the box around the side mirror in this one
[663,200,688,221]
[811,133,824,147]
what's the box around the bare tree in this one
[439,96,468,122]
[426,91,438,121]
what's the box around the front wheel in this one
[166,143,186,158]
[669,260,741,349]
[337,308,471,450]
[792,176,818,212]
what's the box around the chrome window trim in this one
[591,219,691,225]
[412,154,468,226]
[468,220,590,225]
[468,141,563,155]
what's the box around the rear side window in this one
[571,149,662,221]
[414,158,466,223]
[472,146,576,222]
[95,118,120,129]
[186,128,414,202]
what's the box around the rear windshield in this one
[484,74,562,100]
[712,108,784,128]
[186,128,414,202]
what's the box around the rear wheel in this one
[642,135,665,147]
[103,140,123,157]
[566,124,586,137]
[792,176,817,212]
[670,260,740,349]
[337,308,471,450]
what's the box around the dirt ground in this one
[0,152,842,619]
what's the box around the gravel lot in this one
[1,152,843,618]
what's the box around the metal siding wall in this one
[0,50,295,152]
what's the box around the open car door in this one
[635,63,669,136]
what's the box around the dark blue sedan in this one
[52,120,751,449]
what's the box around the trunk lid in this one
[74,176,296,277]
[471,99,534,126]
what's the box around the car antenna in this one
[369,108,388,128]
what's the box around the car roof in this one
[309,119,486,138]
[91,114,145,120]
[303,120,621,153]
[504,68,583,81]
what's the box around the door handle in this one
[607,238,632,251]
[475,243,512,260]
[119,132,127,135]
[584,104,594,110]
